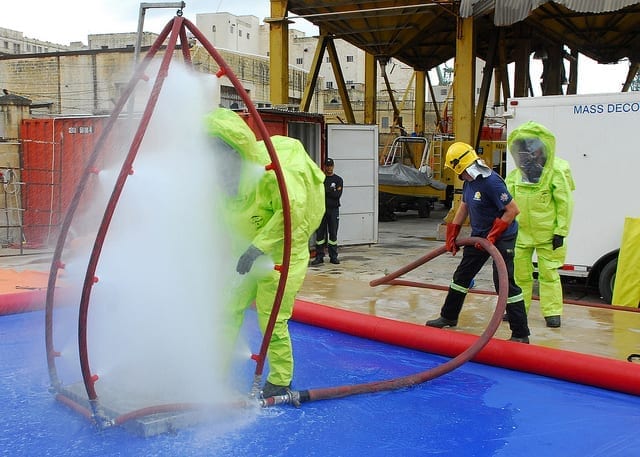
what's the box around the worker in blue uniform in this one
[425,142,531,343]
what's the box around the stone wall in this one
[0,94,30,246]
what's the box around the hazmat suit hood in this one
[507,121,556,185]
[205,107,270,198]
[204,108,269,165]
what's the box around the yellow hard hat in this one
[445,142,479,175]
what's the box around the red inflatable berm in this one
[0,290,45,315]
[292,299,640,397]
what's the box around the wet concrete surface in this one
[300,205,640,362]
[1,206,638,362]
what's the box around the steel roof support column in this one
[540,43,564,95]
[445,15,475,224]
[414,71,426,136]
[299,33,329,112]
[268,0,290,105]
[364,52,377,125]
[513,38,531,97]
[622,62,640,92]
[566,49,579,95]
[326,38,355,123]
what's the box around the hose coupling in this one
[259,389,310,408]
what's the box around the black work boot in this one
[310,257,323,265]
[544,315,561,328]
[425,316,458,328]
[261,381,291,398]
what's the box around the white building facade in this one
[0,27,70,55]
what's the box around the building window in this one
[346,55,354,62]
[230,24,235,34]
[212,25,216,32]
[239,30,242,37]
[246,33,250,39]
[326,81,333,89]
[296,57,303,65]
[325,57,330,63]
[346,80,354,85]
[3,41,8,49]
[221,84,245,109]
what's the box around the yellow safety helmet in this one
[445,142,479,175]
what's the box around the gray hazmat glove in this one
[236,245,263,274]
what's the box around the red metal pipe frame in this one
[45,18,178,392]
[78,16,186,403]
[44,15,293,424]
[111,400,254,426]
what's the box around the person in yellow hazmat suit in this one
[506,121,575,328]
[205,108,325,398]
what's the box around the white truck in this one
[505,91,640,303]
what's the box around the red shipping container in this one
[20,116,110,247]
[480,125,504,141]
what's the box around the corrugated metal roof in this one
[461,0,640,25]
[285,1,640,69]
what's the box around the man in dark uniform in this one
[311,157,344,265]
[425,142,531,343]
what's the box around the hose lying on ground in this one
[261,237,507,407]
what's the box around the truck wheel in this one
[598,258,617,304]
[417,200,431,218]
[378,202,397,221]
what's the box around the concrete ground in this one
[300,205,640,362]
[1,205,638,362]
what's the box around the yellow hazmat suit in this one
[506,121,575,323]
[205,108,325,388]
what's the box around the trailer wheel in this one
[598,258,617,304]
[417,199,431,218]
[378,201,397,221]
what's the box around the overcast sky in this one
[3,0,317,44]
[3,1,632,94]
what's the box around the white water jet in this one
[52,61,261,426]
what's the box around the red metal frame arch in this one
[44,15,292,427]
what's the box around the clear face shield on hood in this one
[510,138,547,183]
[210,137,242,195]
